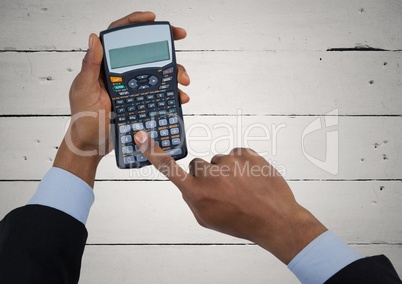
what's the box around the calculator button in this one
[136,96,145,102]
[137,75,149,79]
[116,99,124,105]
[117,108,125,114]
[170,128,179,135]
[159,110,167,115]
[128,115,137,121]
[167,100,176,106]
[165,148,182,156]
[162,76,173,82]
[156,93,165,99]
[119,125,131,133]
[163,67,174,75]
[119,91,130,96]
[169,108,177,113]
[161,140,170,147]
[172,138,181,145]
[122,146,134,154]
[159,84,170,90]
[132,123,144,131]
[110,76,123,83]
[127,106,136,112]
[147,103,156,109]
[121,135,132,143]
[148,131,158,139]
[158,119,167,126]
[139,85,150,90]
[145,120,157,129]
[169,117,178,124]
[137,105,145,110]
[123,156,136,165]
[126,98,135,103]
[157,101,166,107]
[146,94,155,100]
[136,154,147,162]
[149,76,158,85]
[139,113,147,119]
[128,79,138,88]
[166,91,174,97]
[117,116,126,122]
[113,84,126,91]
[149,111,158,117]
[160,129,169,137]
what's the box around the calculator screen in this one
[109,41,170,69]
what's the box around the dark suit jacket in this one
[0,205,401,283]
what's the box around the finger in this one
[108,11,156,29]
[177,64,190,86]
[211,154,225,164]
[189,158,211,177]
[172,26,187,40]
[179,89,190,104]
[134,131,193,188]
[77,34,103,89]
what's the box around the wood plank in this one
[1,181,401,244]
[0,116,401,180]
[1,51,401,115]
[79,244,402,283]
[1,0,401,51]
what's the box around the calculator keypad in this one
[111,66,185,167]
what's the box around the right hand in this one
[134,131,327,264]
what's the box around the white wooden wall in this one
[1,0,401,283]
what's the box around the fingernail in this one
[88,34,93,50]
[135,131,148,144]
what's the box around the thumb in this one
[79,33,103,86]
[134,131,193,189]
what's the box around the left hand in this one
[66,11,190,158]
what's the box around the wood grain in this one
[1,0,401,51]
[1,52,401,115]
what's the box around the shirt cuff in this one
[28,167,95,224]
[288,231,363,284]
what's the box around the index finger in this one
[134,131,194,189]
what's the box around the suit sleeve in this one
[0,205,88,284]
[326,255,402,283]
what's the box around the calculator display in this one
[100,22,188,169]
[109,41,170,69]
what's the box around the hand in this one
[54,11,190,187]
[66,11,190,157]
[134,131,327,264]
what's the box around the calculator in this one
[100,22,187,169]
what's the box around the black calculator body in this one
[100,22,187,169]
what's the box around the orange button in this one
[110,76,123,83]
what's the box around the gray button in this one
[172,138,181,145]
[121,135,132,144]
[127,106,136,112]
[163,67,174,75]
[159,84,170,90]
[119,125,131,134]
[137,104,145,110]
[137,154,148,162]
[139,113,147,119]
[149,76,158,85]
[122,146,134,154]
[165,148,182,156]
[126,98,135,103]
[147,103,156,109]
[148,131,158,139]
[156,93,165,99]
[161,140,170,147]
[158,119,168,126]
[160,129,169,137]
[132,123,144,131]
[137,75,149,79]
[145,120,157,129]
[146,94,155,100]
[136,96,144,102]
[139,85,150,90]
[166,91,174,97]
[169,117,178,124]
[158,101,166,107]
[117,108,125,114]
[116,99,124,105]
[162,76,173,82]
[170,128,179,135]
[128,79,138,89]
[167,100,176,106]
[119,91,130,96]
[123,156,136,164]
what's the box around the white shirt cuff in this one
[288,231,363,284]
[28,167,95,224]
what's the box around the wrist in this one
[256,205,327,265]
